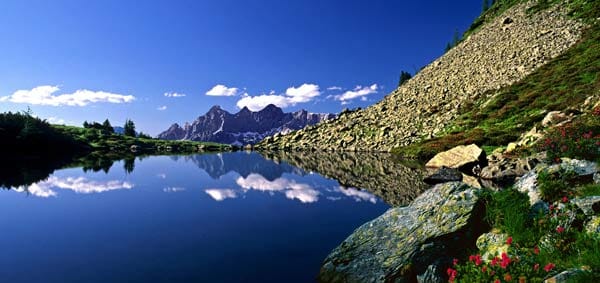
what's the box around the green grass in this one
[393,5,600,160]
[480,188,545,246]
[577,183,600,198]
[53,125,231,154]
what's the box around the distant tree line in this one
[398,71,413,87]
[0,108,86,157]
[82,118,151,138]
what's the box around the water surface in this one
[0,152,418,283]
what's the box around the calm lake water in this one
[0,152,414,283]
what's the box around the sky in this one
[0,0,483,135]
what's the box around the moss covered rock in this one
[318,182,484,282]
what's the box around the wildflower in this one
[475,255,482,266]
[491,257,499,266]
[452,258,458,266]
[562,196,569,203]
[506,236,513,246]
[504,273,512,282]
[500,252,511,269]
[447,267,457,282]
[494,279,500,283]
[534,263,540,271]
[556,226,565,233]
[544,263,555,272]
[533,246,540,255]
[549,204,555,211]
[482,266,487,273]
[519,276,527,283]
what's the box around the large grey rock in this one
[416,264,444,283]
[514,159,599,206]
[425,144,488,175]
[585,216,600,234]
[556,158,598,176]
[480,153,545,182]
[544,268,589,283]
[514,170,542,206]
[571,196,600,216]
[318,182,483,283]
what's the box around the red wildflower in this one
[494,279,500,283]
[447,267,457,282]
[482,266,487,273]
[549,204,555,211]
[534,263,540,271]
[452,258,458,266]
[504,273,513,282]
[506,236,513,246]
[562,196,569,203]
[544,263,555,272]
[475,255,482,266]
[533,246,540,255]
[500,252,511,269]
[556,226,565,233]
[491,257,499,266]
[583,131,593,139]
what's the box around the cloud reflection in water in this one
[14,176,134,198]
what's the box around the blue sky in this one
[0,0,482,135]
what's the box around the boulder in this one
[571,196,600,216]
[480,154,544,183]
[318,182,484,283]
[423,166,463,185]
[595,173,600,184]
[544,269,589,283]
[476,232,509,261]
[585,216,600,234]
[541,111,569,127]
[425,144,488,176]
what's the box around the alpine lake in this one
[0,151,429,283]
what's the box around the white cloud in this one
[46,117,65,124]
[157,173,167,179]
[236,94,292,111]
[206,84,239,96]
[327,86,343,91]
[205,189,237,201]
[13,176,134,197]
[157,105,167,111]
[235,173,320,203]
[1,85,135,106]
[164,92,186,98]
[335,84,378,102]
[236,83,321,111]
[336,187,377,203]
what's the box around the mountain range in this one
[157,104,335,145]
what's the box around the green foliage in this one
[0,110,87,157]
[481,188,544,246]
[537,170,574,202]
[537,112,600,162]
[398,71,412,87]
[457,193,600,282]
[137,132,152,139]
[577,183,600,198]
[123,119,136,137]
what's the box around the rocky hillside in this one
[257,0,585,152]
[157,104,335,146]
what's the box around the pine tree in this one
[102,119,114,134]
[483,0,489,12]
[398,71,412,87]
[124,119,136,137]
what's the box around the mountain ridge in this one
[157,104,335,146]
